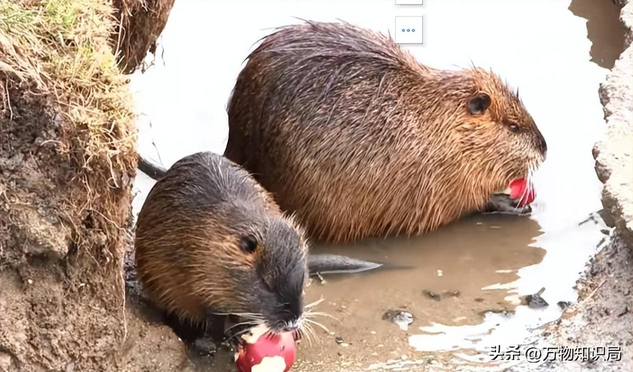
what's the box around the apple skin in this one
[235,331,296,372]
[509,178,536,207]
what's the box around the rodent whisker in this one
[225,325,259,344]
[304,296,325,309]
[299,321,320,345]
[224,319,263,335]
[295,327,306,344]
[210,312,265,320]
[296,324,311,345]
[303,318,331,334]
[304,323,318,345]
[510,162,535,213]
[304,311,340,323]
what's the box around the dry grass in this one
[0,0,136,173]
[0,0,137,278]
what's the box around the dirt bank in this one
[113,0,176,74]
[0,1,183,371]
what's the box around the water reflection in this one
[308,214,547,330]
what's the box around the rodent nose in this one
[277,319,301,333]
[283,324,299,332]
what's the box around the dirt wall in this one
[0,1,183,371]
[594,0,633,244]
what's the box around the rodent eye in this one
[508,123,520,133]
[239,235,258,254]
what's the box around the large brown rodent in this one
[135,151,309,342]
[224,21,548,244]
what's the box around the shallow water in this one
[130,0,620,370]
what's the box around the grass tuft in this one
[0,0,136,178]
[0,0,137,268]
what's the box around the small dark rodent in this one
[224,21,548,243]
[135,151,309,342]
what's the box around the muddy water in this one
[569,0,626,69]
[130,0,621,370]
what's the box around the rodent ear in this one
[239,235,258,254]
[468,92,491,116]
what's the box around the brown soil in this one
[112,0,176,74]
[0,0,184,371]
[0,75,127,372]
[533,233,633,372]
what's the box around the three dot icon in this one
[395,16,423,44]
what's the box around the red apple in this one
[509,178,536,207]
[235,325,296,372]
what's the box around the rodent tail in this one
[308,254,391,276]
[138,153,167,180]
